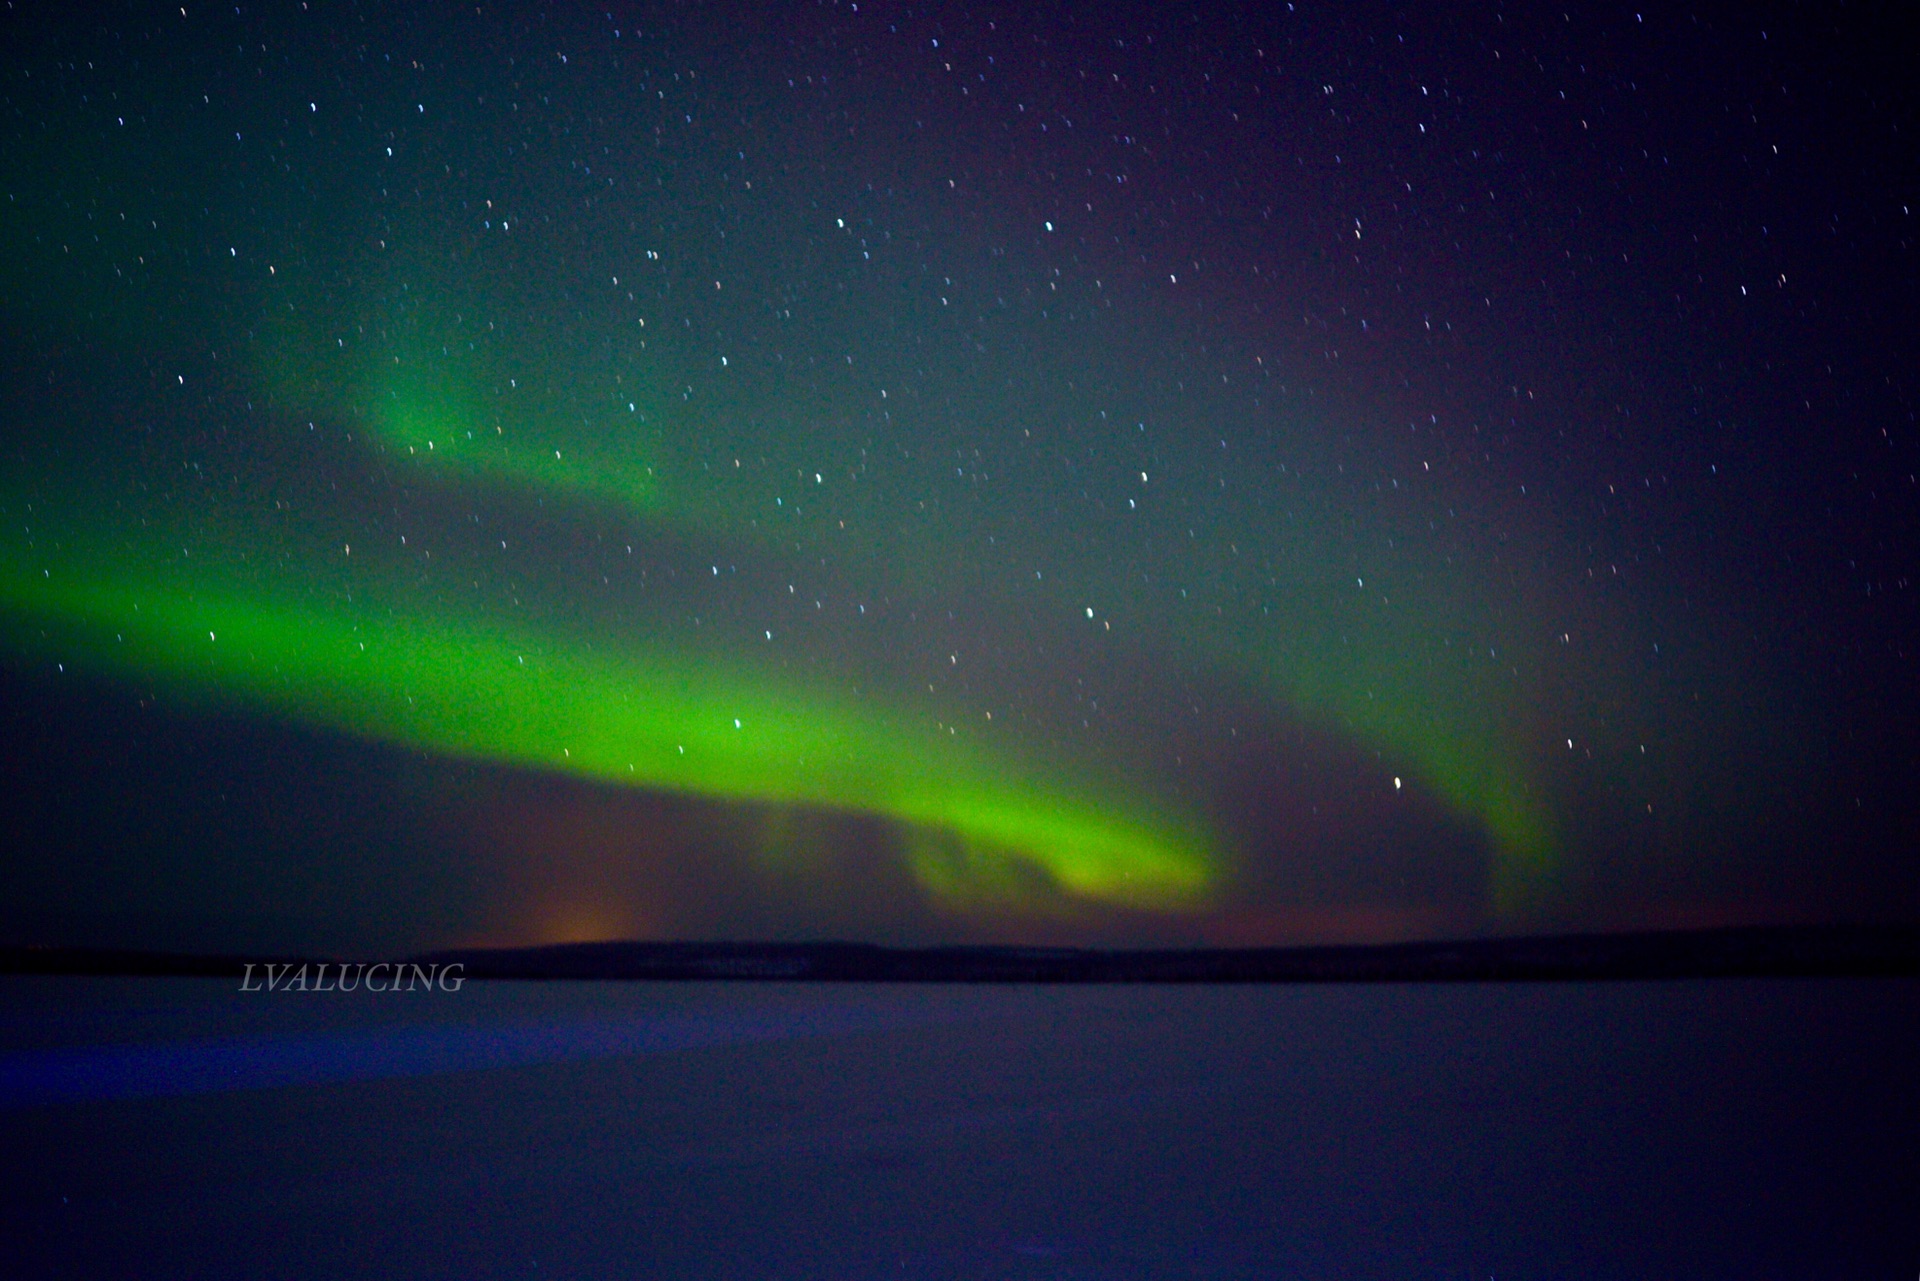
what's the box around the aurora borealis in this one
[3,0,1915,950]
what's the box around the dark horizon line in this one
[1,923,1917,983]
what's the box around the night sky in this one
[2,0,1915,952]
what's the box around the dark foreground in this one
[1,969,1914,1279]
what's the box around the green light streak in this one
[1279,661,1554,909]
[369,365,663,513]
[257,271,671,514]
[0,551,1215,914]
[1222,569,1557,910]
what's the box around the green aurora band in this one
[0,247,1564,915]
[0,541,1216,912]
[0,17,1573,920]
